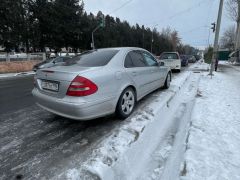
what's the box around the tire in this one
[163,72,171,89]
[116,87,136,119]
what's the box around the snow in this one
[0,71,35,79]
[54,68,198,180]
[2,61,239,180]
[65,62,240,180]
[181,64,240,180]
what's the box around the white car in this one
[159,52,181,72]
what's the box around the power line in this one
[168,0,209,20]
[143,0,210,28]
[108,0,135,15]
[181,26,209,35]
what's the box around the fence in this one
[0,53,46,62]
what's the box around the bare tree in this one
[161,27,181,51]
[226,0,240,51]
[226,0,238,22]
[220,25,236,50]
[171,30,181,51]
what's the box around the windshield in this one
[160,53,179,60]
[52,56,71,63]
[64,49,119,67]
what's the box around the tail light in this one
[66,76,98,96]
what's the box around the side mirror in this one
[159,61,165,66]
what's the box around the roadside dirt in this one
[0,60,40,73]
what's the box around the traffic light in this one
[211,22,216,33]
[100,14,105,28]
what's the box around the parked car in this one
[33,56,72,71]
[188,55,197,63]
[194,55,201,61]
[32,47,171,121]
[180,55,189,66]
[159,52,181,72]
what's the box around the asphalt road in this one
[0,67,187,179]
[0,76,34,114]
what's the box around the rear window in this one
[180,55,186,59]
[64,50,119,67]
[160,53,179,60]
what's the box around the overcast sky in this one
[84,0,234,49]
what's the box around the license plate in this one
[41,80,59,92]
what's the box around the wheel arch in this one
[115,85,137,110]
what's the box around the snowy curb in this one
[189,61,210,72]
[0,71,35,79]
[55,71,193,180]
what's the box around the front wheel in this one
[163,73,171,89]
[116,88,136,119]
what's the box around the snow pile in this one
[181,65,240,180]
[0,71,35,78]
[54,71,193,180]
[189,60,210,72]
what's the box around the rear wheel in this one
[116,88,136,119]
[163,72,171,89]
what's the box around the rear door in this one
[124,50,152,98]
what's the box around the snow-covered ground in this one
[56,62,240,180]
[0,71,35,79]
[181,63,240,180]
[53,62,208,180]
[2,61,239,180]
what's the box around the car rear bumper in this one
[164,62,181,70]
[169,65,181,70]
[181,61,188,66]
[32,88,116,120]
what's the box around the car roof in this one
[96,47,148,52]
[161,52,179,54]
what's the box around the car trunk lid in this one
[35,65,101,98]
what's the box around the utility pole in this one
[91,25,101,50]
[151,30,153,53]
[209,0,224,75]
[151,24,158,53]
[235,0,240,49]
[91,14,105,50]
[234,0,240,63]
[142,30,145,48]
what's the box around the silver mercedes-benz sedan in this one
[32,47,171,120]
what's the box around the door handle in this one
[132,72,137,76]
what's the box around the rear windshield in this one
[160,53,179,60]
[64,50,119,67]
[180,55,186,59]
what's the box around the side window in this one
[55,57,64,63]
[124,53,134,68]
[142,51,158,66]
[129,51,146,67]
[63,57,70,62]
